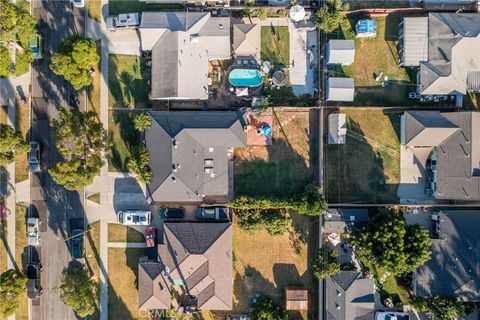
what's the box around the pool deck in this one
[246,111,273,146]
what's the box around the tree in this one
[50,37,99,90]
[251,296,287,320]
[0,46,11,77]
[315,0,349,34]
[313,246,340,279]
[49,108,108,190]
[127,146,153,184]
[237,209,290,236]
[0,124,30,165]
[133,113,152,131]
[257,7,268,20]
[0,269,27,318]
[350,208,431,275]
[0,0,37,49]
[293,184,326,216]
[59,265,97,318]
[413,296,467,320]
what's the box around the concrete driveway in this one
[397,146,436,204]
[289,22,317,97]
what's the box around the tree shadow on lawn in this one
[326,118,399,204]
[109,110,141,172]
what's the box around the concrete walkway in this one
[108,242,146,248]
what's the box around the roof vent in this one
[336,304,341,310]
[172,176,177,183]
[173,139,178,148]
[190,34,200,43]
[165,266,170,276]
[218,23,224,29]
[172,164,177,172]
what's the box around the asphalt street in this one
[31,1,86,319]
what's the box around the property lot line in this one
[107,242,146,248]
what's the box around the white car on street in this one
[118,210,151,226]
[27,217,41,246]
[375,311,410,320]
[72,0,85,8]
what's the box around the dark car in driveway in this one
[26,261,43,299]
[194,207,230,221]
[70,229,84,259]
[159,207,185,219]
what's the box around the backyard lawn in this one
[108,224,145,243]
[235,110,316,197]
[108,0,184,15]
[108,248,146,320]
[325,108,400,203]
[15,101,30,182]
[261,26,290,66]
[233,213,317,319]
[108,54,150,108]
[15,204,28,320]
[336,15,416,106]
[108,110,140,172]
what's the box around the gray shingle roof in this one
[326,271,375,320]
[233,24,260,58]
[138,222,233,310]
[415,210,480,301]
[145,111,246,203]
[403,111,480,200]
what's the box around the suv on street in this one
[118,210,151,226]
[26,261,43,299]
[29,141,41,172]
[106,13,140,31]
[194,207,230,222]
[70,229,84,259]
[375,312,410,320]
[27,217,40,246]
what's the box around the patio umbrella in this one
[289,5,306,22]
[327,233,341,247]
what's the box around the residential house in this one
[414,210,480,301]
[138,222,233,310]
[139,12,231,100]
[421,0,479,12]
[326,40,355,66]
[233,24,261,60]
[326,271,375,320]
[323,208,369,234]
[399,13,480,99]
[145,111,247,203]
[401,111,480,201]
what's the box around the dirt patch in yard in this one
[234,109,317,197]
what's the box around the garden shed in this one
[326,40,355,65]
[326,78,354,102]
[285,287,308,310]
[328,113,347,144]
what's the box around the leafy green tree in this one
[293,184,326,216]
[251,296,287,320]
[426,296,466,320]
[0,269,27,318]
[133,113,152,131]
[50,37,99,90]
[14,50,32,76]
[350,208,431,274]
[0,0,37,48]
[50,108,107,190]
[313,246,340,279]
[59,265,97,318]
[0,46,11,77]
[315,0,349,34]
[127,146,153,183]
[0,124,30,164]
[237,209,290,236]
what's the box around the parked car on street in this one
[29,141,41,172]
[70,229,84,259]
[159,207,185,219]
[106,13,140,31]
[29,33,43,60]
[27,217,40,246]
[118,210,151,225]
[375,311,410,320]
[194,207,230,221]
[71,0,85,8]
[145,227,157,260]
[26,261,43,299]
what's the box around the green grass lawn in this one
[108,224,145,243]
[334,15,417,106]
[260,26,290,66]
[108,110,140,172]
[15,100,30,183]
[235,110,315,197]
[108,0,184,15]
[15,204,28,320]
[325,108,400,204]
[108,54,150,108]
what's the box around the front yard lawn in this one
[336,15,416,106]
[87,40,101,115]
[108,0,184,15]
[15,204,28,320]
[15,100,30,183]
[108,54,150,108]
[108,248,145,319]
[233,213,318,319]
[108,110,140,172]
[261,26,290,66]
[108,224,145,243]
[235,110,316,197]
[325,108,400,203]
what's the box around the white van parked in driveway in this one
[106,13,140,31]
[118,210,151,225]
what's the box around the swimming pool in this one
[229,69,263,87]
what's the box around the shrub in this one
[251,296,287,320]
[237,209,290,236]
[313,246,340,279]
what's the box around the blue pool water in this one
[229,69,263,87]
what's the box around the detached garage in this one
[326,78,354,102]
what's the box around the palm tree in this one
[127,146,153,183]
[133,113,152,131]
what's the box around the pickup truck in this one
[106,13,140,31]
